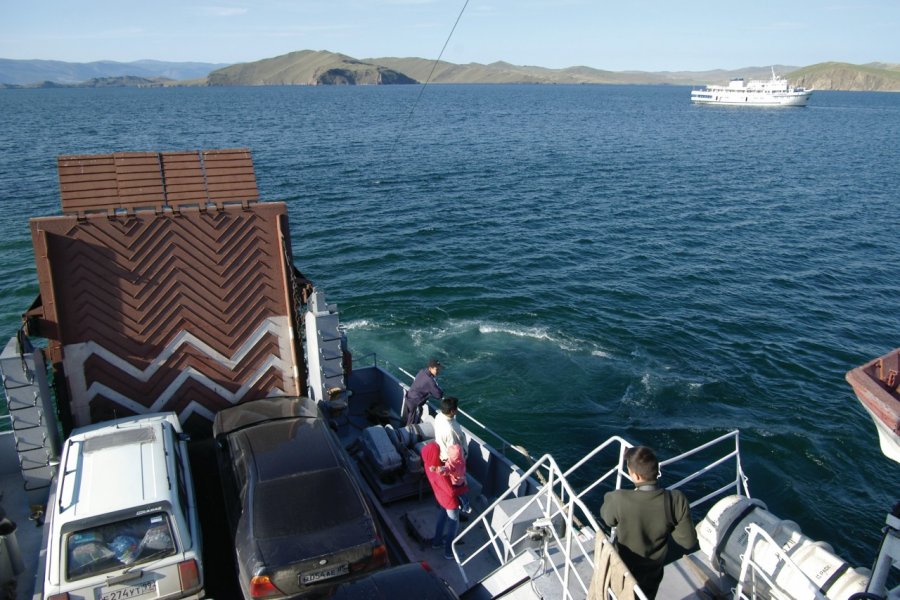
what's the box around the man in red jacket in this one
[422,441,467,560]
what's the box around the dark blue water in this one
[1,85,898,568]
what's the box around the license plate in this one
[100,580,157,600]
[301,563,349,585]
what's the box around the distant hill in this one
[788,62,900,91]
[207,50,416,86]
[0,76,174,89]
[208,52,808,87]
[0,58,229,86]
[365,57,650,84]
[3,52,899,91]
[640,66,803,85]
[365,59,806,86]
[867,62,900,71]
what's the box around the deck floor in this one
[368,488,503,594]
[334,408,505,596]
[188,438,242,599]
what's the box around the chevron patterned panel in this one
[30,202,301,431]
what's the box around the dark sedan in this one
[213,397,388,599]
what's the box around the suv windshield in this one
[66,512,177,580]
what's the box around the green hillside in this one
[74,51,899,91]
[788,62,900,91]
[365,57,638,84]
[207,50,416,86]
[204,52,813,87]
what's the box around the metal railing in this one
[659,430,751,508]
[375,356,534,463]
[354,353,753,599]
[733,523,828,600]
[562,430,749,511]
[454,451,602,600]
[452,430,751,600]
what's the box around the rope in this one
[387,0,471,157]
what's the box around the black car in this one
[213,397,388,599]
[328,562,459,599]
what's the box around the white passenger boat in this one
[691,68,812,106]
[0,150,896,600]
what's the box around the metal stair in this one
[304,290,349,412]
[0,334,61,509]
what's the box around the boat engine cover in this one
[697,495,868,599]
[360,426,403,475]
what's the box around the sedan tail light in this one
[250,575,283,598]
[372,543,388,566]
[349,542,388,574]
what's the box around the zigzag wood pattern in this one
[68,327,293,425]
[82,331,282,396]
[47,212,282,351]
[88,369,287,427]
[31,201,300,426]
[76,331,288,414]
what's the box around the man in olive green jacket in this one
[600,446,698,599]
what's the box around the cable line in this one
[387,0,471,157]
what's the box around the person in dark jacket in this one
[402,358,443,426]
[422,441,468,560]
[600,446,698,599]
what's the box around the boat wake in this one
[343,317,613,358]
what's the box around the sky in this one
[2,0,898,72]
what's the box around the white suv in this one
[40,413,204,600]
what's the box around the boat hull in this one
[846,347,900,464]
[691,70,813,107]
[691,91,812,107]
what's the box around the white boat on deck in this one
[691,68,813,107]
[0,150,896,600]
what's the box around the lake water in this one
[1,84,898,568]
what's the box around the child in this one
[433,443,471,514]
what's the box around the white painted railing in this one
[452,430,750,600]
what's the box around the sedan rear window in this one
[66,512,176,580]
[244,419,339,481]
[254,468,367,539]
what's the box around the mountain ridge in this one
[0,58,228,85]
[206,50,416,86]
[2,52,899,91]
[788,61,900,91]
